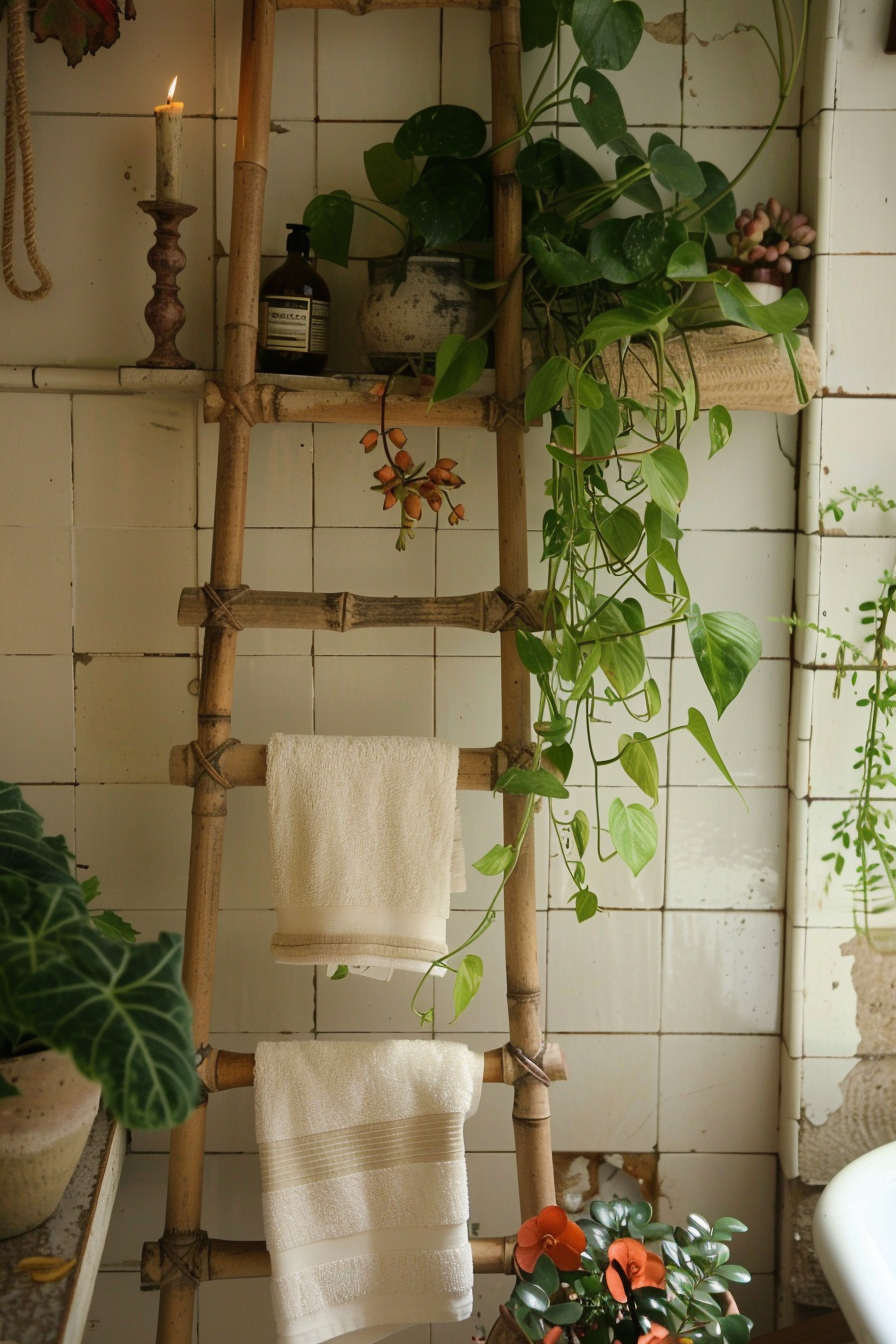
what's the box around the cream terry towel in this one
[255,1039,483,1344]
[268,735,464,972]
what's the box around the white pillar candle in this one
[154,77,183,203]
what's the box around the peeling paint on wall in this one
[800,1057,896,1184]
[644,12,684,44]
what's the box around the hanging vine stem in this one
[2,0,52,301]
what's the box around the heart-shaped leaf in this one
[431,335,488,403]
[303,191,354,267]
[618,732,659,802]
[572,0,644,69]
[529,233,605,287]
[667,240,709,279]
[495,767,570,800]
[600,503,642,559]
[521,0,559,48]
[640,446,688,516]
[570,641,604,700]
[692,160,737,234]
[649,143,706,197]
[526,354,573,420]
[608,797,657,875]
[452,953,483,1020]
[715,271,809,334]
[708,404,733,456]
[571,68,627,150]
[517,628,554,676]
[517,137,564,190]
[364,142,418,205]
[394,105,487,160]
[686,605,761,716]
[473,843,515,876]
[398,159,485,247]
[685,707,742,798]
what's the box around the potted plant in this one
[303,113,491,371]
[502,1199,753,1344]
[0,781,198,1239]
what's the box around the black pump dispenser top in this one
[286,223,311,255]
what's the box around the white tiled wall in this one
[0,4,806,1338]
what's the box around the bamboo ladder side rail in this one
[489,0,556,1219]
[154,3,277,1343]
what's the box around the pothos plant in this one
[325,0,811,1021]
[504,1199,753,1344]
[786,488,896,952]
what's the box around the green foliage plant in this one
[0,781,199,1129]
[506,1198,753,1344]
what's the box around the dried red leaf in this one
[31,0,123,67]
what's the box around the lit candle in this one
[154,77,183,203]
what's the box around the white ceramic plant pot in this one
[0,1050,101,1239]
[742,279,784,306]
[358,255,479,374]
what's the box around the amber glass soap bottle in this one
[257,223,330,375]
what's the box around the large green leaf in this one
[398,159,484,247]
[521,0,559,49]
[572,0,644,69]
[619,732,659,803]
[692,160,737,234]
[715,271,809,334]
[686,707,743,799]
[666,241,709,280]
[640,446,688,516]
[526,355,573,420]
[581,303,670,351]
[708,404,733,457]
[649,142,705,197]
[364,142,418,205]
[608,798,657,875]
[589,218,642,285]
[594,599,646,696]
[517,137,564,191]
[0,876,197,1129]
[431,335,488,403]
[686,605,762,716]
[394,105,487,160]
[600,503,642,560]
[452,954,483,1020]
[528,234,604,287]
[495,767,570,800]
[303,191,354,267]
[570,69,627,151]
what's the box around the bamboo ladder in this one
[142,1,561,1341]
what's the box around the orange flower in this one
[394,449,413,472]
[374,465,396,486]
[516,1206,586,1275]
[360,429,379,452]
[370,382,386,398]
[605,1239,666,1304]
[542,1329,564,1344]
[388,427,408,449]
[638,1327,669,1344]
[436,457,458,470]
[382,491,397,511]
[404,492,422,521]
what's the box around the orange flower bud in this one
[435,458,458,470]
[387,427,408,449]
[383,491,397,510]
[370,382,386,398]
[445,472,465,488]
[360,429,379,452]
[394,449,413,472]
[374,465,397,485]
[427,467,450,484]
[426,490,443,512]
[452,503,465,520]
[404,492,422,521]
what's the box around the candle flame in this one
[167,76,178,103]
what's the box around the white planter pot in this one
[0,1050,101,1239]
[742,279,784,306]
[358,255,479,374]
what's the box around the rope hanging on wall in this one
[3,0,52,301]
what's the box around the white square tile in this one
[217,119,316,257]
[198,528,312,654]
[0,393,72,526]
[547,909,661,1032]
[465,1152,521,1236]
[682,3,800,126]
[215,0,316,120]
[669,659,790,788]
[549,787,667,911]
[231,655,313,742]
[656,1153,777,1273]
[781,919,806,1058]
[75,784,190,911]
[674,532,795,660]
[804,798,864,929]
[314,655,432,736]
[456,789,549,913]
[75,655,198,783]
[75,528,195,653]
[802,928,861,1057]
[661,911,783,1033]
[102,1153,167,1269]
[682,412,797,531]
[787,791,810,927]
[198,419,313,529]
[73,395,196,527]
[0,118,214,368]
[314,527,434,656]
[435,910,547,1034]
[20,783,75,847]
[658,1035,780,1152]
[800,112,833,257]
[816,536,895,663]
[792,531,821,666]
[25,0,214,115]
[316,961,433,1034]
[217,786,272,910]
[0,527,71,653]
[87,1270,180,1344]
[819,400,896,534]
[828,257,896,395]
[314,420,438,528]
[801,0,838,120]
[664,787,788,910]
[435,530,500,658]
[549,1034,658,1151]
[779,1043,801,1179]
[197,1276,277,1344]
[788,665,813,800]
[435,656,500,746]
[0,655,73,780]
[807,669,895,798]
[317,11,440,120]
[834,0,896,110]
[202,1153,266,1240]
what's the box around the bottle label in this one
[259,296,329,354]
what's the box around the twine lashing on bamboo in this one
[189,738,241,789]
[212,381,260,427]
[3,0,52,301]
[494,588,540,632]
[200,583,250,630]
[488,394,527,433]
[506,1042,551,1087]
[156,1231,209,1289]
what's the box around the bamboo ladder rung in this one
[178,586,548,633]
[169,742,527,791]
[276,0,492,11]
[197,1043,568,1093]
[141,1236,517,1289]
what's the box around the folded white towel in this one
[255,1040,483,1344]
[268,735,463,972]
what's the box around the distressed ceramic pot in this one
[358,255,478,373]
[0,1049,101,1239]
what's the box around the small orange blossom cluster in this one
[361,382,466,550]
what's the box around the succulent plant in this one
[727,197,816,275]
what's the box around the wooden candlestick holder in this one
[137,199,197,369]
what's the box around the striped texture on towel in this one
[255,1040,483,1344]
